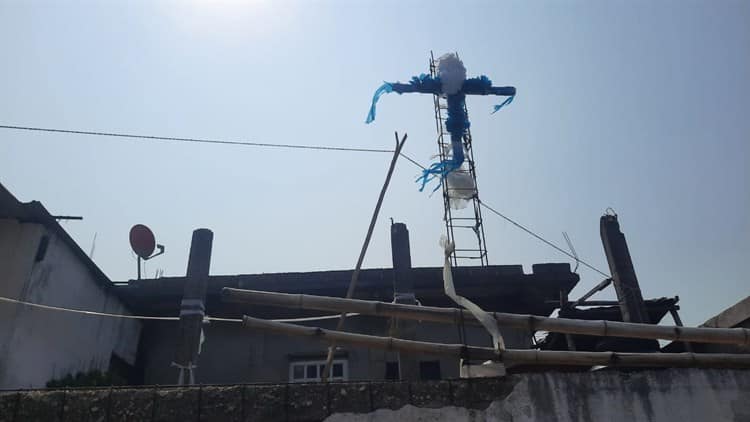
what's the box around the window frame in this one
[288,359,348,383]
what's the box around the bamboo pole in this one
[321,131,408,382]
[571,278,612,306]
[241,315,750,368]
[222,288,750,346]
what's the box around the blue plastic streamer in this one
[416,92,471,192]
[365,82,394,124]
[462,75,494,93]
[409,74,442,92]
[365,71,515,192]
[416,159,462,193]
[492,95,515,114]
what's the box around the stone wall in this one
[0,368,748,421]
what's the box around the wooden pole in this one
[221,288,750,346]
[571,278,612,306]
[321,132,407,382]
[241,315,750,368]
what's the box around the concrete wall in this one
[0,369,747,421]
[139,314,531,385]
[327,369,750,422]
[0,219,141,389]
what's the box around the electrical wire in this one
[399,152,426,170]
[1,123,608,278]
[396,153,611,279]
[1,123,428,174]
[478,200,611,278]
[0,295,358,323]
[0,124,393,154]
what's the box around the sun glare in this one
[170,0,278,39]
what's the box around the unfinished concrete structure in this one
[0,182,583,386]
[2,183,748,421]
[116,263,579,384]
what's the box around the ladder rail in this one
[429,52,489,267]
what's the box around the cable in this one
[2,123,607,278]
[389,151,611,278]
[478,200,611,278]
[0,295,178,321]
[562,231,580,273]
[399,152,426,170]
[0,124,393,154]
[0,295,358,323]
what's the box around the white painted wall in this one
[0,219,141,389]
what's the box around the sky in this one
[1,0,748,327]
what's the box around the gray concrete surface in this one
[326,368,750,422]
[1,368,748,421]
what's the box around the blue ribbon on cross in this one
[365,60,516,192]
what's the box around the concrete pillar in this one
[599,215,649,324]
[391,223,413,296]
[390,222,419,380]
[174,228,213,384]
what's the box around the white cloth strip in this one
[441,237,506,352]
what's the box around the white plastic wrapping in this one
[446,171,476,210]
[440,236,506,352]
[437,53,467,95]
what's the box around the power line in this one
[1,123,428,173]
[398,153,611,278]
[478,200,611,278]
[399,152,426,170]
[0,124,393,154]
[0,295,358,323]
[1,123,608,277]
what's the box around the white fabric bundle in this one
[437,53,467,95]
[446,171,476,210]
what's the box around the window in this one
[34,235,50,262]
[385,361,400,380]
[419,360,441,380]
[289,359,348,383]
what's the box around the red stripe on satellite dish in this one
[130,224,156,259]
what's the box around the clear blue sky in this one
[1,0,748,326]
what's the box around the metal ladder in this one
[429,52,489,267]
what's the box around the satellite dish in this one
[129,224,156,259]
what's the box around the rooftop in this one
[115,264,580,318]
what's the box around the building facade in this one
[117,265,579,385]
[0,183,581,387]
[0,184,141,389]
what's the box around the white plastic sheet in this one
[437,53,467,95]
[446,171,476,210]
[441,236,506,352]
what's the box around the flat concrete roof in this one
[114,264,579,319]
